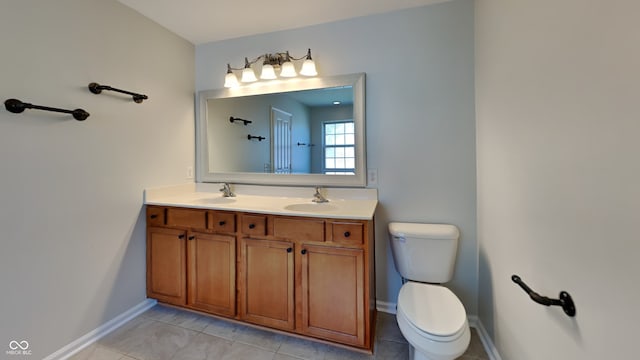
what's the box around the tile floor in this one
[70,304,489,360]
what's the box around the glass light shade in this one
[241,67,257,82]
[260,64,277,80]
[280,61,297,77]
[299,59,317,76]
[224,72,239,88]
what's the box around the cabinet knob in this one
[286,247,293,253]
[248,224,256,229]
[150,214,158,219]
[219,221,226,226]
[344,231,351,238]
[178,234,185,240]
[188,236,195,241]
[301,249,307,255]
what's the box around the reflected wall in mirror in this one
[196,73,366,186]
[207,87,353,174]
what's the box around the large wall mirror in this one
[196,73,366,186]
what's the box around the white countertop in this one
[144,183,378,220]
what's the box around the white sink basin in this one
[284,202,338,212]
[193,197,237,204]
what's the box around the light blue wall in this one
[196,0,477,312]
[207,94,311,173]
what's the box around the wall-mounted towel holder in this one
[4,98,89,121]
[297,142,315,147]
[512,275,576,317]
[230,116,252,125]
[88,82,148,103]
[248,134,266,141]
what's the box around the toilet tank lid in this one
[389,222,459,240]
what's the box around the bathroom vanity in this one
[144,184,377,351]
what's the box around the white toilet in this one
[389,222,470,360]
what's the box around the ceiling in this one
[117,0,449,45]
[286,86,353,107]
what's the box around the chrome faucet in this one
[220,183,236,197]
[312,186,329,203]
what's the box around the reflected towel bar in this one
[4,98,89,121]
[512,275,576,317]
[88,82,148,103]
[247,134,266,141]
[230,116,252,125]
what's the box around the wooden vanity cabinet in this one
[187,232,236,316]
[146,226,187,306]
[146,205,375,351]
[249,215,374,348]
[166,207,207,229]
[239,238,295,330]
[146,206,236,316]
[300,244,366,346]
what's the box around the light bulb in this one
[260,64,277,80]
[280,61,297,77]
[241,68,257,82]
[224,72,239,88]
[240,57,257,83]
[224,64,239,88]
[300,59,317,76]
[299,49,317,76]
[279,51,297,77]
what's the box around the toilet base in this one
[409,345,430,360]
[404,334,469,360]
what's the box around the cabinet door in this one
[240,238,294,330]
[300,244,365,346]
[187,232,236,317]
[147,227,186,305]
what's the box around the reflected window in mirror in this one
[323,120,355,175]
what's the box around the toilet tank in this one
[389,222,460,283]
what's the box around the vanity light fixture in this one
[224,49,317,88]
[241,57,258,83]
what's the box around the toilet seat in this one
[397,282,467,342]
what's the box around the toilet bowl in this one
[396,282,470,360]
[388,222,470,360]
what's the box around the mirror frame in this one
[196,73,366,187]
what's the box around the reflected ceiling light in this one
[223,49,317,88]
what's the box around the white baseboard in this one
[376,300,397,314]
[471,316,502,360]
[44,298,157,360]
[376,300,501,360]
